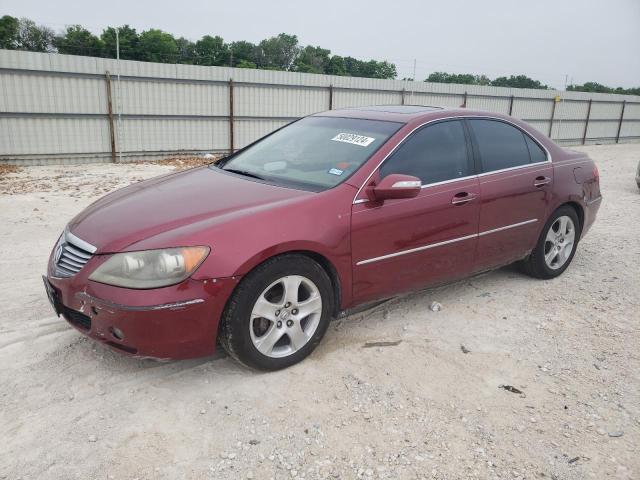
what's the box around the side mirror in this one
[372,174,422,201]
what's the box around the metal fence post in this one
[229,78,234,153]
[582,99,592,145]
[615,100,626,144]
[401,88,406,105]
[461,91,467,108]
[105,71,116,163]
[328,84,333,110]
[508,95,514,116]
[548,98,557,138]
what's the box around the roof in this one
[315,105,514,124]
[344,105,442,114]
[316,104,456,123]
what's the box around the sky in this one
[1,0,639,89]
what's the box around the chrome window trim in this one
[352,115,553,205]
[355,218,538,266]
[420,174,477,189]
[475,159,551,178]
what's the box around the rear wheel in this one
[219,254,333,370]
[520,206,581,279]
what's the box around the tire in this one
[218,254,334,371]
[520,205,581,279]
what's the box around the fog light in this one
[110,327,124,340]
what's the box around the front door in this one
[466,118,553,271]
[351,119,480,305]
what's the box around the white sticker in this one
[328,168,344,176]
[331,133,376,147]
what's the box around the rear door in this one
[350,119,480,305]
[466,119,553,271]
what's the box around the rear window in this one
[524,135,548,164]
[468,119,532,172]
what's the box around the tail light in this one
[592,165,599,181]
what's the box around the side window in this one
[379,120,471,184]
[524,134,547,164]
[468,119,532,172]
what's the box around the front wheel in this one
[218,254,334,371]
[520,206,581,279]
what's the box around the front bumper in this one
[45,272,239,360]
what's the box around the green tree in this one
[343,57,363,76]
[425,71,453,83]
[229,40,256,67]
[341,57,395,79]
[175,37,196,64]
[476,74,491,86]
[425,72,490,85]
[257,33,299,70]
[370,60,396,79]
[55,25,103,56]
[4,17,402,81]
[295,45,330,73]
[138,29,178,63]
[326,55,346,76]
[194,35,228,66]
[345,58,396,79]
[567,82,610,93]
[236,59,257,69]
[16,18,55,52]
[101,25,140,60]
[0,15,19,49]
[618,86,640,95]
[567,82,640,96]
[490,75,547,89]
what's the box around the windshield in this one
[217,116,403,191]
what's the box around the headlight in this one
[89,246,210,289]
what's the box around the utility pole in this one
[411,59,416,103]
[555,74,569,143]
[116,28,123,163]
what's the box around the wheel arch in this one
[218,249,343,341]
[562,200,585,235]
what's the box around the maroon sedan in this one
[44,105,601,370]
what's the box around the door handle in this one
[451,192,476,205]
[533,176,551,187]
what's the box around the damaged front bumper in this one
[44,273,239,360]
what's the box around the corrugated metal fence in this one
[1,49,639,165]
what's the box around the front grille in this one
[62,305,92,331]
[54,231,96,278]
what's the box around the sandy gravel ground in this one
[0,145,639,480]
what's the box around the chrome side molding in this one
[356,219,538,266]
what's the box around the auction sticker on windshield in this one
[331,133,376,147]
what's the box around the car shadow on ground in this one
[60,263,527,380]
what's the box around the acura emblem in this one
[54,244,64,264]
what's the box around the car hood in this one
[69,167,312,253]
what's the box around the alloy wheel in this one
[249,275,323,358]
[543,215,575,270]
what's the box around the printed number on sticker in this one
[331,133,375,147]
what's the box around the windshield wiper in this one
[223,168,266,180]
